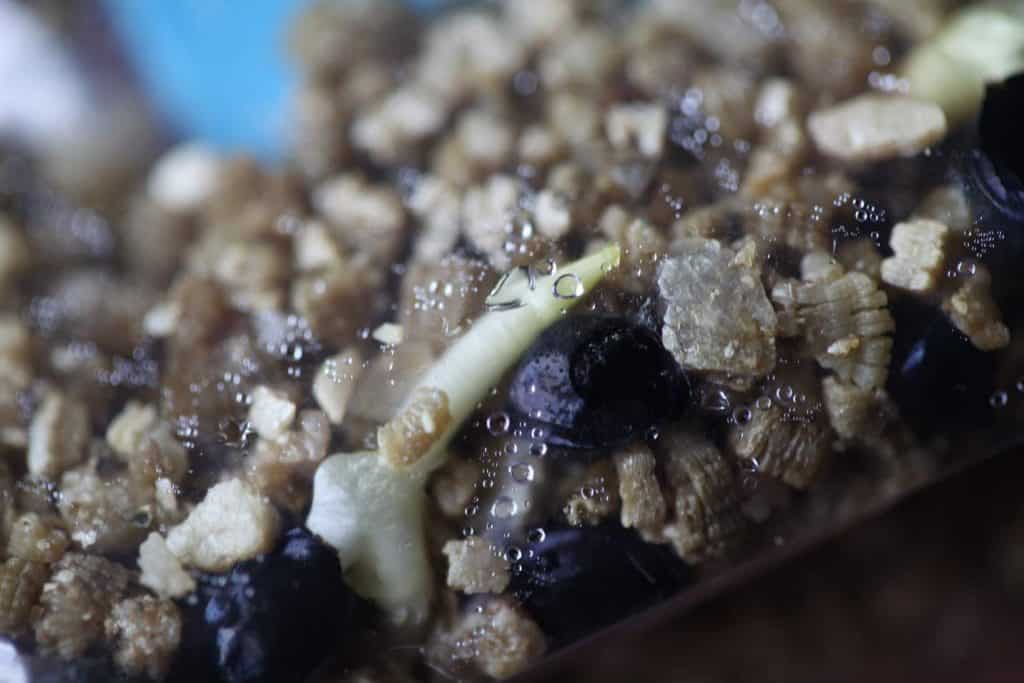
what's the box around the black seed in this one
[887,298,996,435]
[508,315,688,453]
[509,524,691,646]
[962,73,1024,276]
[171,527,355,683]
[978,73,1024,192]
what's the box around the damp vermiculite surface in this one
[1,1,1024,681]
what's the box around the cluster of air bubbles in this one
[945,258,979,281]
[175,415,201,452]
[320,353,360,386]
[832,194,888,243]
[867,70,909,93]
[660,184,686,220]
[500,212,541,262]
[668,87,728,160]
[254,311,321,376]
[714,157,741,193]
[963,227,1005,261]
[101,355,159,389]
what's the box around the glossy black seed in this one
[887,298,996,435]
[962,73,1024,277]
[508,315,688,452]
[171,527,355,683]
[978,73,1024,195]
[509,524,691,646]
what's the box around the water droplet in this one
[509,462,535,483]
[486,412,510,435]
[552,273,583,299]
[505,546,523,562]
[732,406,753,424]
[131,509,152,527]
[754,396,773,410]
[491,496,518,519]
[527,527,546,544]
[701,388,731,414]
[528,442,548,457]
[503,441,519,456]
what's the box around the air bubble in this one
[553,273,583,299]
[491,496,518,519]
[509,462,535,483]
[701,388,732,414]
[505,546,523,562]
[754,396,773,410]
[529,442,548,457]
[486,412,511,435]
[732,406,753,424]
[527,528,546,544]
[990,391,1009,408]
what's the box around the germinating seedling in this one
[306,245,621,623]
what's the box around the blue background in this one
[100,0,449,159]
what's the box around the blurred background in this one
[3,1,1024,681]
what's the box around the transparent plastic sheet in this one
[2,1,1024,682]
